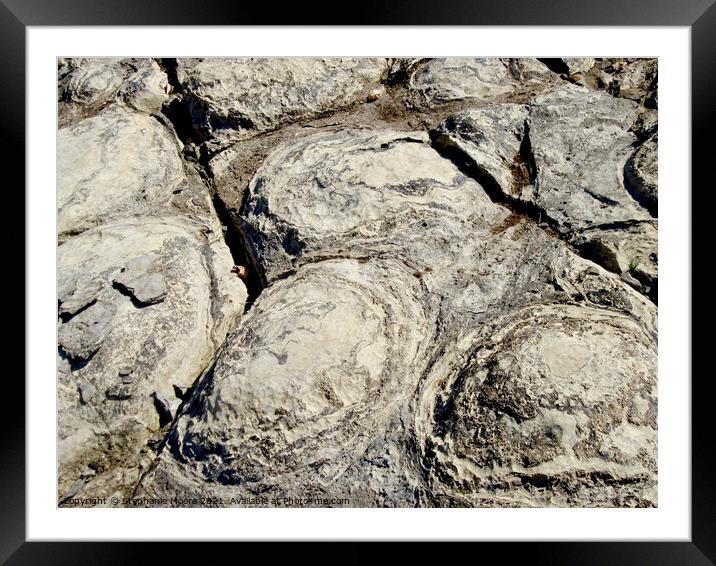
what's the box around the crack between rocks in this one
[123,65,269,494]
[428,131,657,305]
[129,358,218,498]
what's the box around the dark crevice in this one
[584,187,620,207]
[130,362,217,498]
[155,59,267,314]
[58,345,95,372]
[519,122,537,186]
[156,57,211,147]
[211,194,265,312]
[111,281,155,308]
[537,58,570,76]
[58,298,97,323]
[152,392,174,428]
[162,96,197,145]
[155,58,183,94]
[579,219,655,233]
[429,130,559,235]
[430,131,657,306]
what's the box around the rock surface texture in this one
[58,57,658,508]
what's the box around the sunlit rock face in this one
[57,57,658,508]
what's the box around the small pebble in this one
[367,87,385,102]
[232,265,248,280]
[78,382,96,404]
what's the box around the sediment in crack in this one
[211,193,265,310]
[429,130,657,305]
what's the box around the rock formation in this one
[57,57,658,508]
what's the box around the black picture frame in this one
[6,1,711,563]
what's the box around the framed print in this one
[7,0,712,563]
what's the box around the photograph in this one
[56,56,659,509]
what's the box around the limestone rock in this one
[175,57,390,150]
[562,57,596,76]
[625,133,658,216]
[119,60,171,114]
[408,58,559,107]
[58,58,169,126]
[57,105,211,239]
[239,129,502,282]
[432,86,658,297]
[416,303,657,507]
[57,57,659,509]
[112,253,168,306]
[527,85,649,230]
[139,258,431,500]
[137,127,656,507]
[584,58,658,108]
[58,58,125,107]
[57,217,247,502]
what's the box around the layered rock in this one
[57,104,215,239]
[407,57,559,107]
[432,84,658,299]
[138,127,656,507]
[58,57,170,127]
[174,57,390,151]
[57,68,247,503]
[58,57,659,508]
[58,217,247,502]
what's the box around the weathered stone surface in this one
[432,85,658,298]
[137,127,656,507]
[600,58,658,108]
[139,258,432,500]
[175,57,390,150]
[58,57,659,508]
[58,58,125,106]
[112,253,168,306]
[625,133,658,216]
[562,57,596,76]
[527,86,649,229]
[58,58,169,126]
[582,58,658,108]
[574,222,658,295]
[408,58,559,107]
[119,60,171,114]
[239,129,501,282]
[57,105,212,239]
[415,303,657,507]
[58,217,247,502]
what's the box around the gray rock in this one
[625,134,658,216]
[176,57,390,150]
[58,300,117,362]
[240,128,502,282]
[58,57,659,508]
[58,106,183,237]
[57,217,247,502]
[432,86,658,297]
[528,85,649,230]
[416,303,657,507]
[58,58,169,126]
[562,57,596,76]
[112,253,168,306]
[408,58,559,107]
[137,127,657,507]
[58,58,125,106]
[57,104,216,240]
[119,59,170,114]
[78,382,96,405]
[583,58,658,108]
[601,58,658,108]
